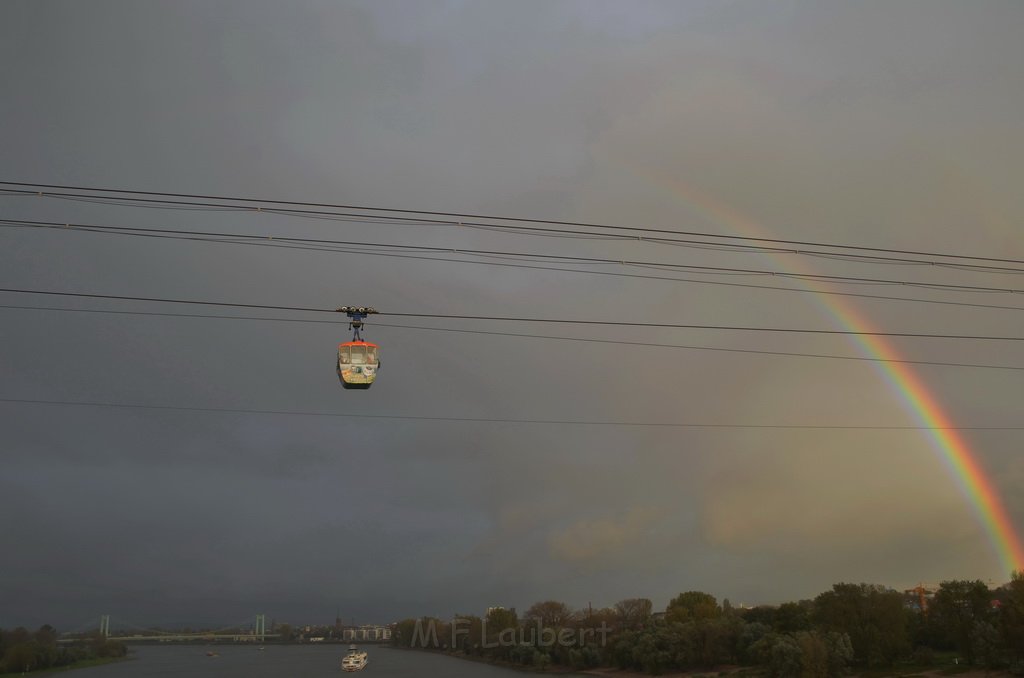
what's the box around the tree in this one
[970,620,1000,670]
[751,631,852,678]
[614,598,652,627]
[740,605,776,627]
[736,621,771,664]
[813,583,908,667]
[452,614,482,653]
[774,602,812,633]
[33,625,57,647]
[393,617,447,649]
[1,642,38,673]
[392,619,418,647]
[666,591,720,623]
[752,632,802,677]
[584,606,618,630]
[487,608,518,658]
[524,600,573,628]
[630,622,683,674]
[486,606,518,633]
[930,579,993,665]
[7,627,30,646]
[823,631,855,676]
[681,615,739,669]
[796,631,829,677]
[1000,570,1024,664]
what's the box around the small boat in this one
[341,644,368,672]
[206,651,219,657]
[257,645,265,651]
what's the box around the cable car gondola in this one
[336,306,379,389]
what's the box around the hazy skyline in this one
[2,1,1022,630]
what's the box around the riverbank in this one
[579,667,751,677]
[385,647,1020,677]
[385,645,584,674]
[2,654,135,677]
[579,667,1018,678]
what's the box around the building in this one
[342,625,391,641]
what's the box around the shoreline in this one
[14,655,135,677]
[384,644,585,674]
[385,650,1018,678]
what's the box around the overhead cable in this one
[2,397,1021,430]
[5,219,1024,300]
[3,180,1023,268]
[2,287,1023,341]
[4,303,1021,371]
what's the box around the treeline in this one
[392,571,1024,676]
[0,625,127,674]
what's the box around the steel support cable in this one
[1,397,1021,430]
[4,218,1024,295]
[6,220,1021,312]
[3,303,1021,371]
[1,287,1023,341]
[3,181,1024,269]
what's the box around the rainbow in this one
[638,171,1024,575]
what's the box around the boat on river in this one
[341,644,368,672]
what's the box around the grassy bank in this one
[10,654,135,676]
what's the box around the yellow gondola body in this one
[337,341,379,389]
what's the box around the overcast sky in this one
[2,1,1023,631]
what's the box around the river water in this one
[57,644,584,677]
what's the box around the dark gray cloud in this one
[2,0,1022,631]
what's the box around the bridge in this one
[59,614,389,643]
[104,632,280,642]
[60,614,275,643]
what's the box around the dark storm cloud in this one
[2,0,1023,630]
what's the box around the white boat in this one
[341,644,368,672]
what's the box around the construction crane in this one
[904,583,937,614]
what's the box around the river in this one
[54,644,586,677]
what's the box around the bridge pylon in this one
[255,614,266,642]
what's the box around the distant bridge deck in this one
[60,633,279,643]
[110,636,391,643]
